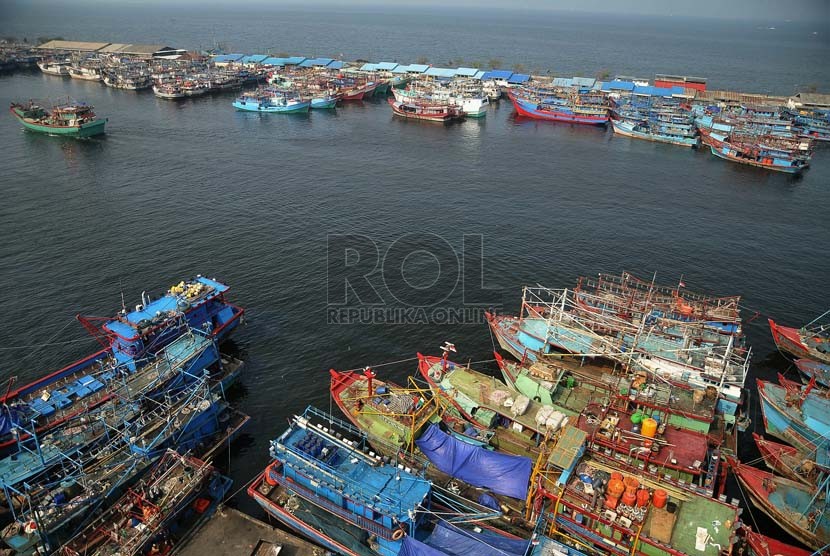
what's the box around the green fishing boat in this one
[9,100,106,137]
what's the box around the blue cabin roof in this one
[261,57,286,66]
[376,62,399,71]
[240,54,268,64]
[359,63,378,71]
[104,276,228,340]
[454,67,479,77]
[508,73,530,84]
[327,60,344,69]
[473,70,487,80]
[481,70,513,80]
[283,56,306,65]
[299,57,333,67]
[213,54,244,63]
[273,409,431,524]
[601,80,636,92]
[391,65,411,74]
[425,67,456,78]
[406,64,429,73]
[633,85,678,97]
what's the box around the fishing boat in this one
[795,359,830,389]
[248,406,532,556]
[1,376,245,553]
[612,118,700,147]
[701,131,810,174]
[182,79,211,97]
[0,275,244,454]
[769,314,830,365]
[68,63,103,82]
[751,433,826,486]
[102,71,151,90]
[727,456,828,551]
[740,526,812,556]
[37,60,70,76]
[232,91,310,113]
[485,286,749,403]
[388,98,464,123]
[310,94,338,109]
[420,351,725,497]
[9,100,106,138]
[59,450,232,556]
[153,82,185,99]
[508,89,609,125]
[756,375,829,453]
[329,368,535,516]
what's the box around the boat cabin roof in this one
[275,416,431,521]
[103,276,227,340]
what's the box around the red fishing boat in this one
[752,432,823,486]
[769,316,830,365]
[741,526,811,556]
[726,456,829,551]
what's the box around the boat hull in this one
[707,145,806,174]
[310,97,337,109]
[769,319,830,364]
[10,108,106,137]
[233,100,310,113]
[612,120,699,147]
[509,93,608,125]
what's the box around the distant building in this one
[788,92,830,110]
[654,74,707,92]
[35,40,181,59]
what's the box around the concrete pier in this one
[176,506,325,556]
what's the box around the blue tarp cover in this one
[415,424,531,500]
[425,522,529,556]
[398,537,446,556]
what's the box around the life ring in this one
[392,528,406,541]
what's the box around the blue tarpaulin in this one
[397,536,447,556]
[415,424,532,500]
[425,522,529,556]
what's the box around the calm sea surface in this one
[1,4,829,548]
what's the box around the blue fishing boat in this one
[612,119,700,147]
[60,450,232,556]
[795,359,830,389]
[248,406,531,556]
[0,276,243,455]
[1,376,246,554]
[310,95,338,109]
[757,375,830,455]
[233,91,310,113]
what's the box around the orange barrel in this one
[611,472,624,483]
[653,489,668,509]
[641,418,658,438]
[623,476,639,495]
[636,489,650,507]
[607,479,625,499]
[604,495,619,510]
[622,490,637,506]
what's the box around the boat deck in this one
[177,506,322,556]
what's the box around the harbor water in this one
[1,4,829,548]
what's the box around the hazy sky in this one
[14,0,830,22]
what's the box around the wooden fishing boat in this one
[388,98,464,122]
[9,100,106,137]
[756,375,829,451]
[752,433,824,486]
[795,359,830,389]
[740,526,811,556]
[769,316,830,365]
[59,450,232,556]
[727,456,828,551]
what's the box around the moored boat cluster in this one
[1,271,827,555]
[11,40,828,176]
